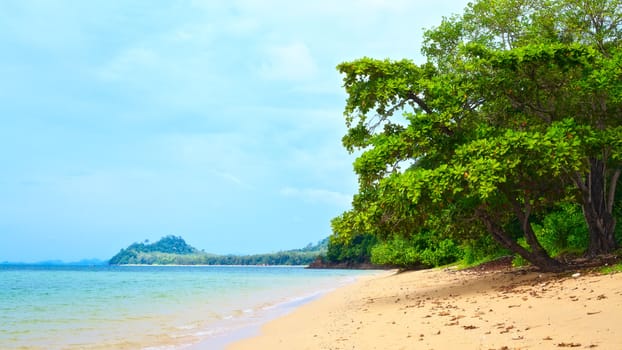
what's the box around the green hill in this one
[108,235,327,266]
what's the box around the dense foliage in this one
[109,236,327,266]
[328,0,622,271]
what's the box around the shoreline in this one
[188,289,332,349]
[228,266,622,349]
[188,270,388,349]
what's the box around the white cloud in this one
[280,186,352,208]
[259,42,317,81]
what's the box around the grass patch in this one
[456,257,499,270]
[600,261,622,274]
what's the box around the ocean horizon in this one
[0,264,375,349]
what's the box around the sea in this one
[0,264,375,350]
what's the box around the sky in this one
[0,0,471,262]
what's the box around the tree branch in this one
[571,171,589,195]
[407,92,432,114]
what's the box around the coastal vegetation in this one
[324,0,622,271]
[109,235,327,265]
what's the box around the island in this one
[108,235,327,266]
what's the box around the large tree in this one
[334,0,622,271]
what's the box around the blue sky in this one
[0,0,470,262]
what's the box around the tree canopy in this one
[328,0,622,271]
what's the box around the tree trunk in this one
[574,158,619,256]
[511,199,554,262]
[477,209,564,272]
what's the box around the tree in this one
[334,0,622,271]
[472,43,622,256]
[451,0,622,256]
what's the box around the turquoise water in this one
[0,265,372,349]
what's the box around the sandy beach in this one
[229,264,622,349]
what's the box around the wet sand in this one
[229,265,622,349]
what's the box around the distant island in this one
[108,235,327,266]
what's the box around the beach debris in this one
[462,325,478,330]
[512,335,524,340]
[586,311,601,315]
[597,294,607,300]
[572,272,581,278]
[543,336,553,340]
[557,342,581,347]
[499,325,514,334]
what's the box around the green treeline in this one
[323,0,622,271]
[109,235,327,265]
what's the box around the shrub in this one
[533,203,589,257]
[371,231,463,268]
[326,233,377,264]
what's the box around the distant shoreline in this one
[2,261,390,269]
